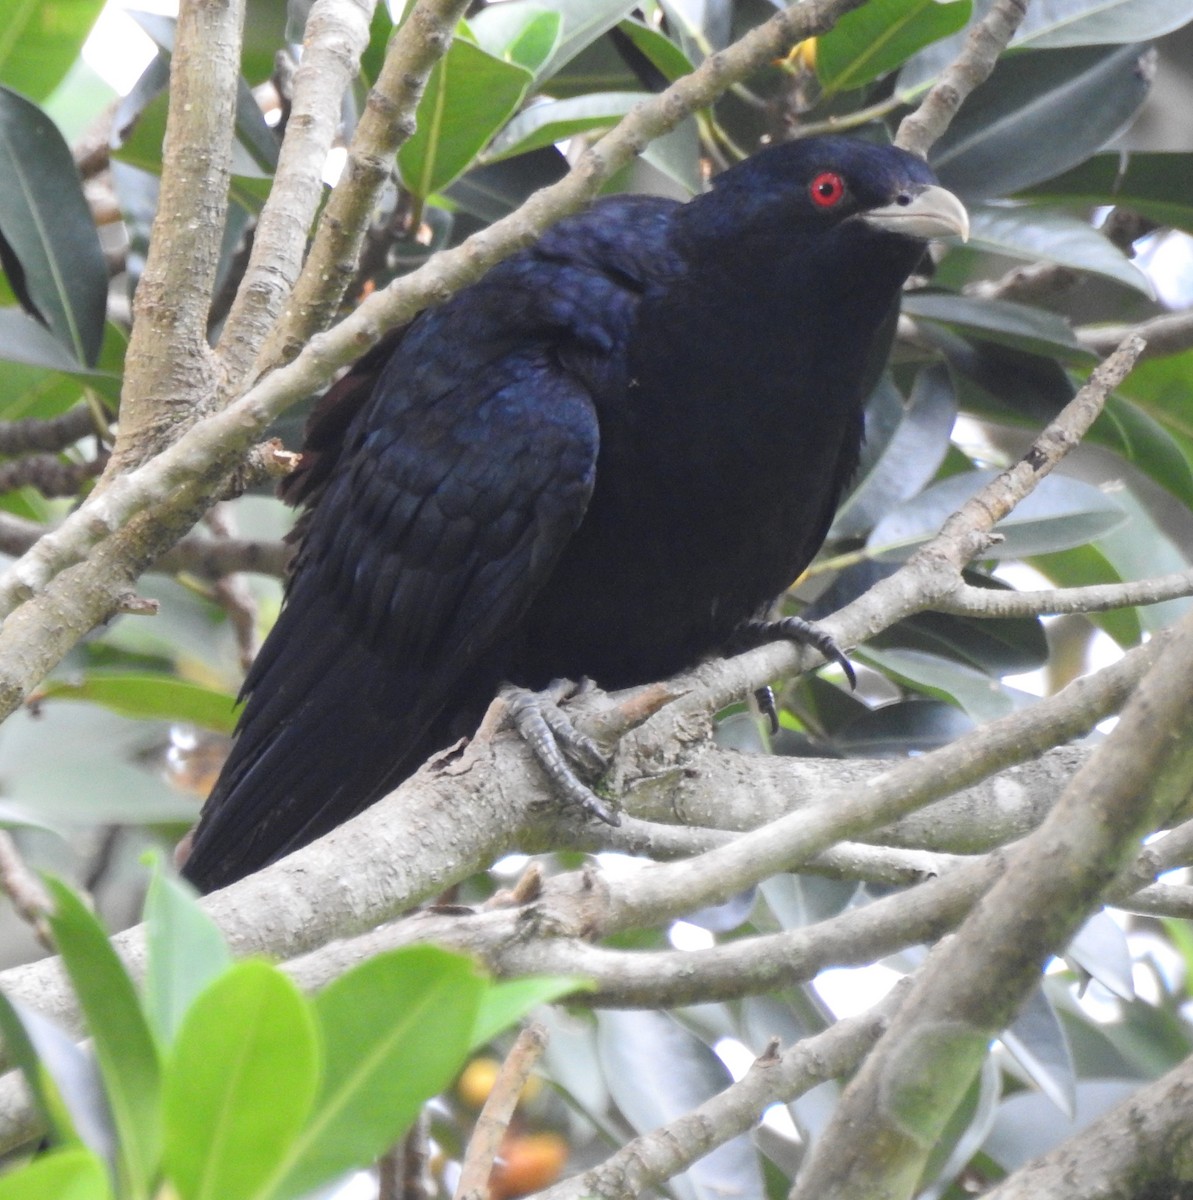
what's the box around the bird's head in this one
[682,134,968,258]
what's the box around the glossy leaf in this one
[0,1,106,103]
[142,868,233,1046]
[597,1009,763,1200]
[904,293,1092,361]
[0,995,115,1161]
[487,91,646,162]
[0,88,106,365]
[506,11,563,73]
[0,1146,111,1200]
[470,0,638,83]
[35,672,241,734]
[1017,0,1193,48]
[397,39,532,199]
[263,946,485,1199]
[857,648,1021,721]
[163,962,319,1200]
[835,695,978,753]
[1067,910,1135,1001]
[930,43,1153,202]
[472,976,588,1049]
[1030,543,1141,645]
[816,0,971,96]
[965,205,1152,295]
[616,17,697,82]
[867,469,1128,561]
[45,879,162,1200]
[833,366,957,539]
[1021,150,1193,233]
[1001,986,1076,1118]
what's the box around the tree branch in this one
[215,0,377,384]
[789,607,1193,1200]
[107,0,247,473]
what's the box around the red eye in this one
[809,171,846,208]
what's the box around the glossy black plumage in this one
[182,136,965,892]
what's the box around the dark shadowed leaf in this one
[867,470,1128,561]
[965,205,1151,294]
[903,294,1092,362]
[45,879,162,1199]
[163,961,319,1200]
[929,43,1153,202]
[832,696,976,755]
[448,145,570,222]
[1020,150,1193,233]
[816,0,971,96]
[832,366,957,539]
[0,89,106,365]
[597,1009,763,1200]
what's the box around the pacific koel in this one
[181,135,968,893]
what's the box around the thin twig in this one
[455,1024,548,1200]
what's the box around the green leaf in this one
[163,962,319,1200]
[264,946,485,1199]
[965,205,1152,295]
[358,0,394,88]
[0,89,107,366]
[816,0,971,96]
[142,867,233,1046]
[472,976,589,1049]
[45,878,162,1200]
[1015,0,1193,48]
[1020,151,1193,234]
[35,672,241,734]
[470,0,638,83]
[397,39,532,199]
[0,995,116,1160]
[833,367,957,539]
[486,91,646,162]
[0,1,106,103]
[859,647,1021,720]
[0,1146,112,1200]
[866,469,1128,561]
[930,43,1153,202]
[615,18,696,83]
[903,293,1092,361]
[505,11,562,73]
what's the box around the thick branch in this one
[215,0,376,384]
[109,0,246,472]
[252,0,473,371]
[789,606,1193,1200]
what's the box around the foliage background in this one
[0,0,1192,1197]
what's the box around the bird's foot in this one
[732,616,857,690]
[501,679,620,826]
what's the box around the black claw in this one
[502,682,620,825]
[732,616,857,690]
[754,685,780,735]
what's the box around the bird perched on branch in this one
[181,135,967,893]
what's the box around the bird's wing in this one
[183,336,600,888]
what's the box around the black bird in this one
[181,136,967,892]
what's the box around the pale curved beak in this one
[861,183,970,242]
